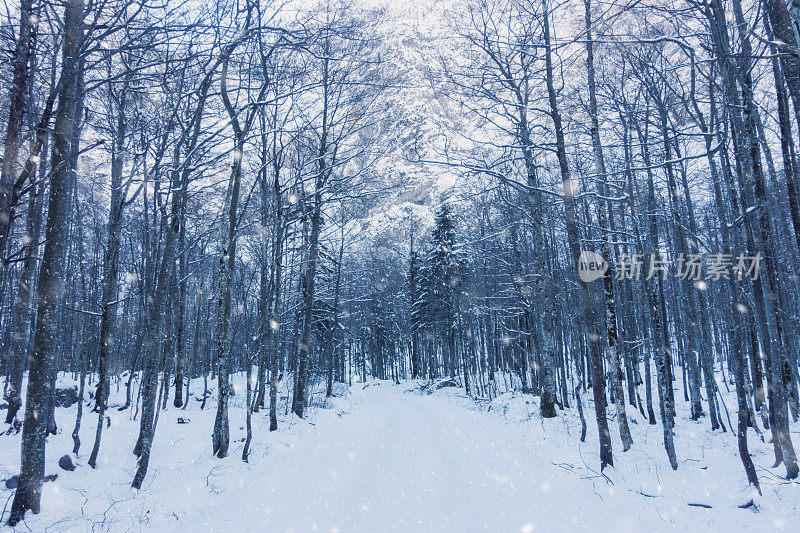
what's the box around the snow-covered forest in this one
[1,0,800,529]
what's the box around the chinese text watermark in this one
[578,251,761,283]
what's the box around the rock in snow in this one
[58,454,76,471]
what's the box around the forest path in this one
[261,382,558,532]
[253,381,781,532]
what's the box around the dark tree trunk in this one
[0,0,37,267]
[8,0,83,522]
[89,82,128,468]
[543,0,612,470]
[5,175,43,424]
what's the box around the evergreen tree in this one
[415,204,465,378]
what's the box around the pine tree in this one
[415,204,465,379]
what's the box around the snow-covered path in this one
[155,382,794,532]
[261,383,557,532]
[2,378,798,531]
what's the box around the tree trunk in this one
[269,206,284,431]
[293,198,322,418]
[8,0,83,522]
[212,139,243,458]
[173,195,188,408]
[635,109,678,469]
[0,0,36,268]
[5,174,43,424]
[88,84,128,468]
[132,171,180,488]
[584,0,632,450]
[327,219,345,397]
[763,0,800,132]
[543,0,612,470]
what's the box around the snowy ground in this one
[0,373,798,531]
